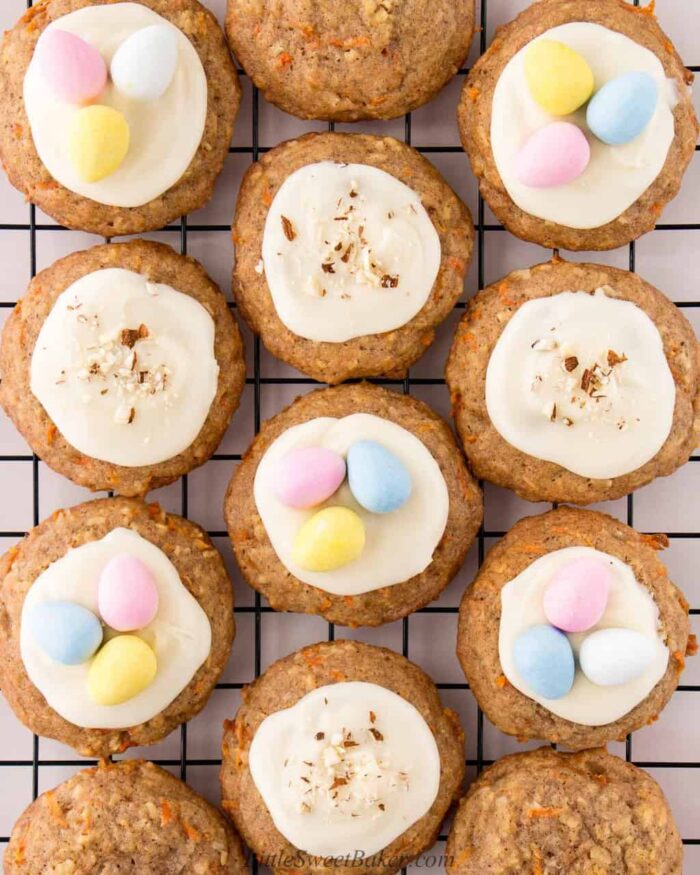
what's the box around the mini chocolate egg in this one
[292,507,365,572]
[87,635,157,706]
[524,39,594,116]
[516,122,590,188]
[110,25,178,102]
[68,105,129,182]
[98,554,159,632]
[274,447,346,509]
[580,628,656,687]
[347,440,412,514]
[543,557,611,633]
[36,29,107,105]
[27,601,103,666]
[513,624,575,699]
[586,71,658,146]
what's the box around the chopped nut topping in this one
[281,215,297,241]
[564,356,579,372]
[607,349,628,367]
[380,274,399,288]
[321,262,336,274]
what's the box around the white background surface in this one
[0,0,698,871]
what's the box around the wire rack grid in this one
[0,0,699,872]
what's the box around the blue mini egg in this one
[27,601,103,666]
[513,624,575,700]
[586,71,658,146]
[347,440,412,514]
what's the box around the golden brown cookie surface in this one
[226,0,474,121]
[0,497,235,757]
[225,383,482,627]
[221,639,465,875]
[6,760,248,874]
[458,0,698,251]
[0,0,240,236]
[446,747,683,875]
[233,132,474,384]
[457,506,691,750]
[0,240,246,497]
[445,259,700,505]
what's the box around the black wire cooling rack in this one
[0,0,698,870]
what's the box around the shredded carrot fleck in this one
[369,95,387,107]
[453,847,473,866]
[46,424,57,445]
[277,51,293,68]
[672,650,686,671]
[161,799,173,826]
[467,86,480,102]
[12,838,26,865]
[222,799,238,814]
[641,532,669,551]
[520,543,547,556]
[46,792,68,827]
[460,331,478,351]
[448,256,466,272]
[182,821,201,842]
[687,634,698,657]
[496,674,508,689]
[528,806,563,819]
[329,35,370,50]
[651,202,663,216]
[262,189,273,207]
[532,846,543,875]
[463,434,478,444]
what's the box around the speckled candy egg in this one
[87,634,157,705]
[543,557,611,633]
[98,554,159,631]
[274,447,346,509]
[36,29,107,105]
[347,440,412,514]
[580,627,656,686]
[513,624,575,699]
[516,122,591,188]
[524,39,594,116]
[292,507,365,572]
[587,71,659,146]
[68,105,130,182]
[27,601,103,665]
[110,25,178,102]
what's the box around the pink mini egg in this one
[516,122,590,188]
[98,554,159,632]
[36,29,107,105]
[274,447,346,509]
[543,556,611,633]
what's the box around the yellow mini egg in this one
[87,634,157,706]
[292,507,365,572]
[68,105,130,183]
[524,40,594,116]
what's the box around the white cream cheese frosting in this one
[499,546,669,726]
[491,22,677,229]
[23,3,207,208]
[261,162,442,342]
[248,682,441,857]
[30,267,219,468]
[485,288,675,479]
[254,414,449,595]
[20,528,212,729]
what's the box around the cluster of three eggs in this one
[517,39,661,189]
[35,23,179,182]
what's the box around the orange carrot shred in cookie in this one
[527,806,563,819]
[687,634,698,657]
[277,51,293,68]
[160,799,173,826]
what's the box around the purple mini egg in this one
[516,122,591,188]
[274,447,346,509]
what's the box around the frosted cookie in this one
[226,0,474,122]
[5,760,248,873]
[457,507,692,750]
[233,132,474,384]
[0,0,240,236]
[0,240,246,497]
[446,747,682,875]
[221,640,464,875]
[445,259,700,505]
[225,383,482,627]
[458,0,698,251]
[0,497,234,757]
